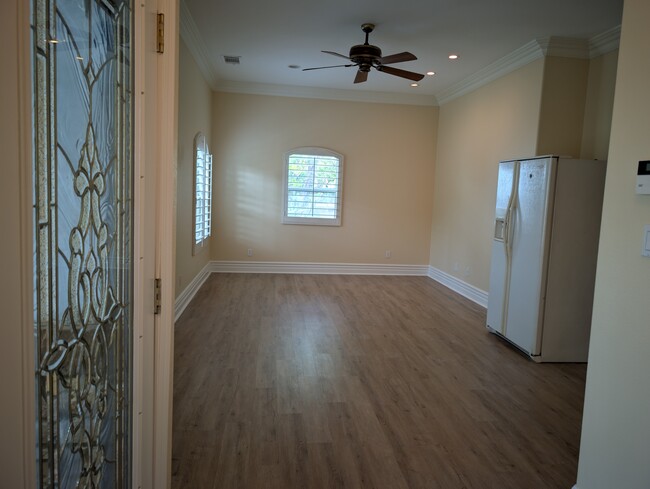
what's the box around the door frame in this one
[150,0,178,487]
[0,0,178,486]
[0,0,36,487]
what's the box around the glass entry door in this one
[32,0,134,487]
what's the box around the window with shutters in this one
[282,147,344,226]
[193,132,213,254]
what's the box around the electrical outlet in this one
[453,262,460,272]
[385,250,392,259]
[247,248,253,257]
[464,266,471,277]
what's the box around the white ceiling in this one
[181,0,623,104]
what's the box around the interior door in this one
[32,0,135,486]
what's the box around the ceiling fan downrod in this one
[361,23,375,45]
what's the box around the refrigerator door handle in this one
[504,163,520,253]
[500,161,520,335]
[505,207,515,253]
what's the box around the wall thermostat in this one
[636,160,650,194]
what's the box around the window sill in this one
[281,216,341,227]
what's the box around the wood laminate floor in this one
[172,274,586,489]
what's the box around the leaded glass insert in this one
[32,0,134,487]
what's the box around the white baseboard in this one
[174,262,212,322]
[210,260,429,276]
[427,266,488,308]
[174,261,488,320]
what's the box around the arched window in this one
[282,147,344,226]
[193,132,212,254]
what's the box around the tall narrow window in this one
[282,147,344,226]
[32,0,134,485]
[193,132,213,254]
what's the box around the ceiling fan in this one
[303,23,425,84]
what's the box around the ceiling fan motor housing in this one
[349,44,382,69]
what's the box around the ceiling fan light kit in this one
[303,23,425,84]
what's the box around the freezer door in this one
[486,161,517,334]
[504,157,555,355]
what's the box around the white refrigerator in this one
[486,156,606,362]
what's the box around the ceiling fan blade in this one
[377,65,425,81]
[354,70,368,84]
[322,50,351,60]
[302,64,355,71]
[379,51,417,65]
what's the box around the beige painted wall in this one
[536,56,590,157]
[211,93,438,264]
[0,1,33,486]
[580,50,619,161]
[428,59,544,290]
[175,39,213,297]
[576,0,650,487]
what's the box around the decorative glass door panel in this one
[32,0,133,487]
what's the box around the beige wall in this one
[580,50,619,160]
[536,56,590,157]
[211,93,438,264]
[429,59,544,289]
[577,0,650,487]
[175,39,213,297]
[0,1,33,486]
[537,52,618,161]
[428,50,618,293]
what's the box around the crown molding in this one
[179,7,620,109]
[435,39,544,105]
[537,36,590,58]
[589,25,621,57]
[179,0,220,89]
[179,0,436,106]
[434,27,621,106]
[214,80,439,106]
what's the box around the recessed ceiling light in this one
[448,54,459,60]
[288,64,301,69]
[410,83,419,87]
[426,71,435,76]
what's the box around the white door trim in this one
[152,0,179,487]
[133,0,178,487]
[132,1,153,487]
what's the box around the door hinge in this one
[154,278,162,315]
[157,13,165,54]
